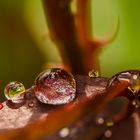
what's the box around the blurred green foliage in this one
[0,0,140,100]
[93,0,140,76]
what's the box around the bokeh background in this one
[0,0,140,100]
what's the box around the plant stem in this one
[42,0,85,74]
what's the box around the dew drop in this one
[28,102,34,108]
[0,103,3,110]
[88,69,99,78]
[104,130,112,138]
[59,127,70,138]
[132,98,140,108]
[108,70,140,94]
[34,68,76,105]
[4,81,25,103]
[106,120,114,127]
[96,117,104,125]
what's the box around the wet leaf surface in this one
[0,75,139,140]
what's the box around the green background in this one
[0,0,140,100]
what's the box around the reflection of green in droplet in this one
[88,70,99,78]
[4,81,25,101]
[128,74,140,94]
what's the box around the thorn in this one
[93,16,120,48]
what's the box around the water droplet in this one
[108,70,140,94]
[34,68,76,105]
[96,117,104,125]
[0,103,3,110]
[28,102,34,107]
[59,127,70,138]
[128,73,140,94]
[106,120,114,127]
[132,98,140,108]
[104,130,112,138]
[88,70,99,78]
[4,81,25,103]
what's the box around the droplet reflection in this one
[4,81,25,103]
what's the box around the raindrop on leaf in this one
[104,129,112,138]
[106,119,114,127]
[88,69,99,78]
[59,127,70,138]
[28,102,34,108]
[4,81,25,103]
[34,68,76,105]
[96,117,104,125]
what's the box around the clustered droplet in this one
[88,69,99,78]
[4,81,25,103]
[34,68,76,105]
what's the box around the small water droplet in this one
[4,81,25,103]
[34,68,76,105]
[28,102,34,107]
[0,103,3,110]
[106,120,114,127]
[104,130,112,138]
[88,70,99,78]
[96,117,104,125]
[59,127,70,138]
[132,98,140,108]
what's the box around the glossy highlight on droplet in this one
[4,81,25,103]
[34,68,76,105]
[88,69,99,78]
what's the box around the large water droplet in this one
[88,69,99,78]
[4,81,25,103]
[34,68,76,105]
